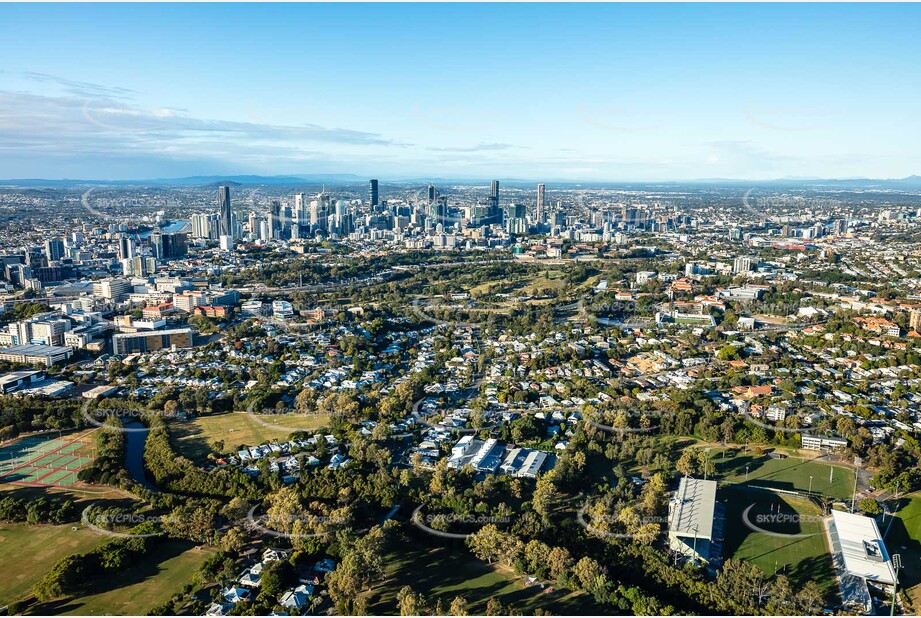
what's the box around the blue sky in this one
[1,3,920,181]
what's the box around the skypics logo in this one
[244,400,326,436]
[740,503,823,539]
[576,501,667,541]
[410,388,498,435]
[245,505,349,540]
[81,505,173,539]
[410,505,510,540]
[582,406,673,438]
[80,400,168,433]
[742,103,828,134]
[739,188,783,225]
[577,102,657,134]
[410,298,490,328]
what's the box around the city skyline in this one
[2,3,921,181]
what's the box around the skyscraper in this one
[310,192,330,235]
[268,200,282,239]
[150,232,188,260]
[536,183,545,223]
[191,213,220,239]
[219,186,232,238]
[369,179,379,208]
[117,236,136,260]
[427,184,437,204]
[294,193,307,232]
[487,180,500,225]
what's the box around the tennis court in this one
[0,431,95,488]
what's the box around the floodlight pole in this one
[852,456,862,513]
[809,475,813,494]
[891,554,902,617]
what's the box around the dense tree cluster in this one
[33,535,155,602]
[0,495,77,525]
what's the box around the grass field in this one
[468,270,590,298]
[0,523,108,605]
[169,411,330,462]
[882,493,921,611]
[31,540,215,616]
[719,487,839,604]
[366,544,598,615]
[713,450,856,501]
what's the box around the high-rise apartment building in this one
[536,183,545,223]
[44,238,64,263]
[219,186,232,238]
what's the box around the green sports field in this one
[168,411,330,463]
[882,493,921,611]
[713,450,856,501]
[27,540,216,616]
[0,522,108,606]
[719,486,839,603]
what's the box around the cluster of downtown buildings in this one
[190,181,561,248]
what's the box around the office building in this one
[292,193,308,238]
[6,263,32,287]
[247,211,265,241]
[0,344,73,367]
[310,193,330,235]
[93,278,132,302]
[268,200,282,239]
[800,434,848,451]
[272,300,294,319]
[369,179,379,208]
[112,327,194,355]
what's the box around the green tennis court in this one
[0,432,95,488]
[32,453,66,467]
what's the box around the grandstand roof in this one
[669,477,716,540]
[830,510,896,585]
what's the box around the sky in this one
[1,2,920,182]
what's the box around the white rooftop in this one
[830,510,896,585]
[669,477,716,540]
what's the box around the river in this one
[122,420,157,492]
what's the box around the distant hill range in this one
[0,173,368,188]
[2,174,921,190]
